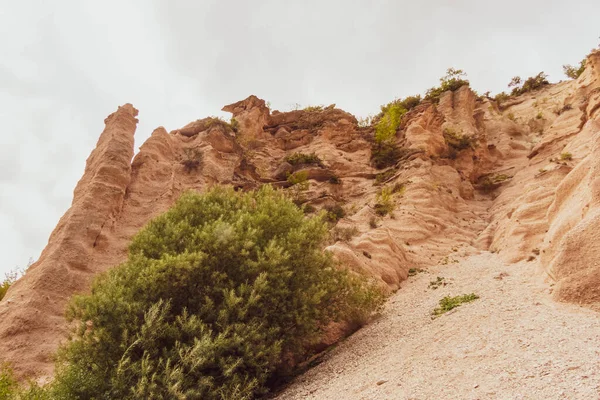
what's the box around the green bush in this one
[230,117,240,133]
[0,364,18,399]
[432,293,479,317]
[181,148,203,173]
[324,204,346,222]
[509,72,549,96]
[42,186,382,399]
[374,168,397,185]
[0,270,20,302]
[563,59,586,79]
[284,153,323,167]
[374,187,395,216]
[425,68,470,103]
[443,128,476,151]
[494,91,510,104]
[560,152,573,161]
[371,141,401,169]
[287,170,309,190]
[374,103,405,143]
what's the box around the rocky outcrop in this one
[2,51,600,381]
[0,104,138,380]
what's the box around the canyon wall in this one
[1,51,599,381]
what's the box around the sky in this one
[0,0,599,277]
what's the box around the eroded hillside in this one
[1,51,599,383]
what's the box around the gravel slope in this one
[276,252,600,400]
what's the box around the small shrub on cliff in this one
[374,186,395,216]
[181,148,203,172]
[284,152,323,167]
[46,186,382,399]
[324,203,346,222]
[0,269,22,302]
[494,91,510,104]
[563,59,586,79]
[371,141,402,169]
[425,68,470,103]
[230,117,240,132]
[443,128,476,152]
[509,72,549,96]
[374,102,405,143]
[370,95,421,169]
[287,170,309,190]
[560,152,573,161]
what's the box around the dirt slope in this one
[277,252,600,400]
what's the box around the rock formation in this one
[1,51,599,382]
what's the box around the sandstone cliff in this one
[1,51,599,381]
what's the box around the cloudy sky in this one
[0,0,598,277]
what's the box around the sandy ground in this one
[276,252,600,400]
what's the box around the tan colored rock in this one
[4,52,600,382]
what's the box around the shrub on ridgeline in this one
[563,59,586,79]
[425,68,470,103]
[39,186,382,399]
[509,72,549,96]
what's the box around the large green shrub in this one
[43,186,381,399]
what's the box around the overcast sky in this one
[0,0,598,277]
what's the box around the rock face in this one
[1,52,600,381]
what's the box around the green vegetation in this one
[371,95,421,169]
[181,148,203,172]
[536,111,544,120]
[369,216,378,229]
[563,59,586,79]
[230,117,240,132]
[408,268,425,277]
[428,276,448,290]
[357,116,373,128]
[507,112,516,121]
[371,142,402,169]
[0,365,17,399]
[287,170,309,189]
[374,168,397,185]
[284,152,323,167]
[509,72,549,96]
[560,152,573,161]
[432,293,479,317]
[303,105,325,112]
[0,268,23,302]
[375,103,406,143]
[374,187,395,216]
[556,103,573,115]
[328,175,341,184]
[480,174,512,191]
[331,226,360,242]
[443,128,477,151]
[205,117,236,132]
[494,92,510,104]
[425,68,470,103]
[14,187,382,399]
[324,204,346,222]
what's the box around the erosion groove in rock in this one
[1,51,600,384]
